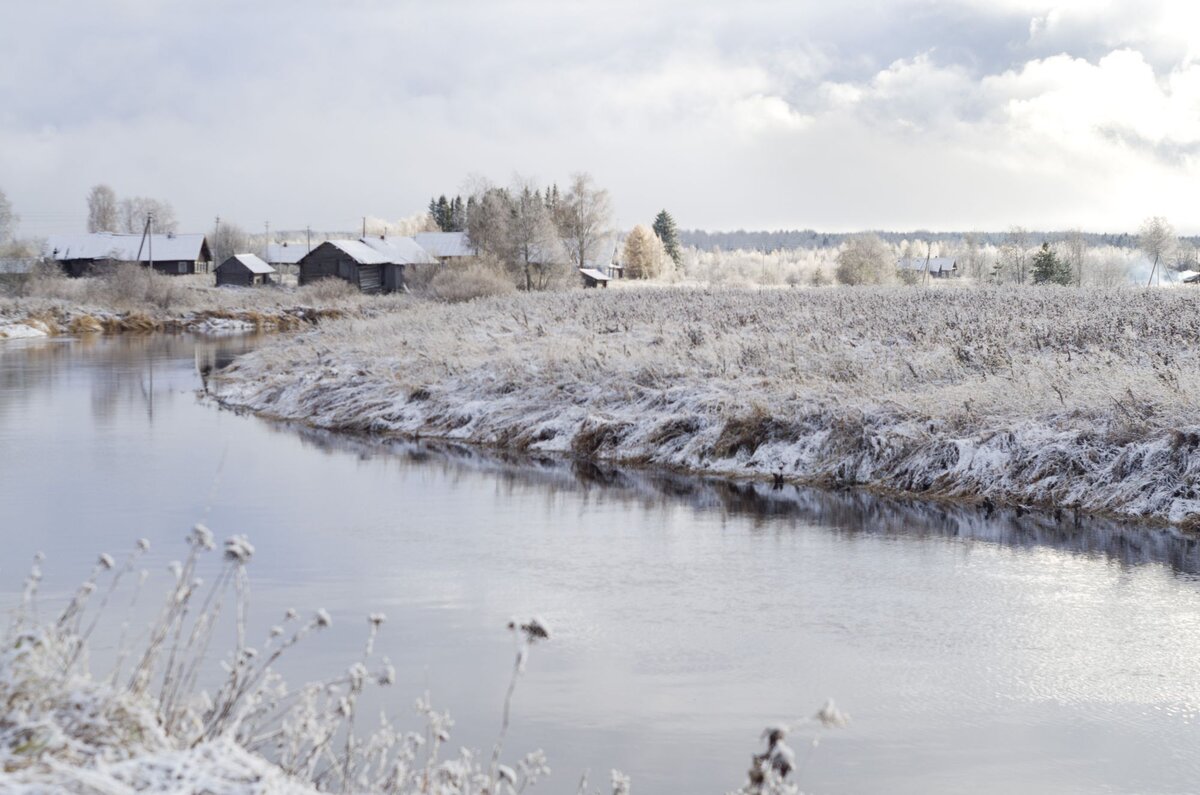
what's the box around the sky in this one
[1,0,1198,235]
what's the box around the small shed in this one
[215,253,275,287]
[579,268,611,288]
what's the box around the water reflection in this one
[271,426,1200,576]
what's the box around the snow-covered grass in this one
[0,531,558,793]
[215,285,1200,525]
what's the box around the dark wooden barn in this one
[215,253,276,287]
[298,240,392,293]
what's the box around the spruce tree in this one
[652,209,682,266]
[1031,242,1071,285]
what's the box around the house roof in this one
[266,242,309,264]
[358,236,438,265]
[897,256,957,271]
[579,268,611,281]
[412,231,473,258]
[44,232,210,263]
[219,253,275,274]
[301,239,392,265]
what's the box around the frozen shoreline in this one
[212,285,1200,526]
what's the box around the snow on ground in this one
[214,285,1200,525]
[0,322,49,339]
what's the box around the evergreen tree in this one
[1031,242,1071,285]
[652,209,682,266]
[450,196,466,232]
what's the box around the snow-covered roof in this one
[309,239,392,265]
[219,253,275,274]
[897,257,957,272]
[579,268,611,281]
[412,231,474,259]
[358,236,438,265]
[265,242,308,264]
[44,233,210,262]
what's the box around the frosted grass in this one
[215,285,1200,524]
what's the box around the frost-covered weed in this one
[215,285,1200,523]
[0,534,552,793]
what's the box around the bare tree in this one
[1064,228,1086,286]
[960,232,987,282]
[506,181,566,290]
[209,220,249,265]
[554,172,612,271]
[835,234,894,286]
[465,184,510,261]
[998,226,1030,285]
[120,197,178,235]
[1139,216,1176,287]
[87,184,119,232]
[0,187,15,245]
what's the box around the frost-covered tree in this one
[87,184,119,232]
[507,182,567,291]
[1031,242,1071,285]
[120,197,178,235]
[997,227,1031,285]
[835,234,893,286]
[1139,216,1176,286]
[1064,228,1087,286]
[554,173,612,271]
[0,187,15,245]
[652,209,682,266]
[623,224,669,279]
[209,220,249,264]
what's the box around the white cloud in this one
[1,0,1199,234]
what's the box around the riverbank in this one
[0,268,408,338]
[211,285,1200,527]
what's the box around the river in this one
[3,333,1200,794]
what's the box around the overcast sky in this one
[2,0,1198,235]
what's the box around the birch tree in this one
[87,184,119,232]
[0,187,15,245]
[1139,216,1176,286]
[555,173,612,271]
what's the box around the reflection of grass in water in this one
[0,527,845,793]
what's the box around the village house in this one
[265,242,309,273]
[896,256,958,279]
[412,231,474,263]
[298,236,436,293]
[44,232,213,277]
[215,253,276,287]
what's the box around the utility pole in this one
[213,216,219,273]
[306,225,312,252]
[362,216,366,238]
[264,221,270,263]
[148,212,153,272]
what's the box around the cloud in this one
[1,0,1198,234]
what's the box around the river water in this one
[3,334,1200,794]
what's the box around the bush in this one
[298,277,361,303]
[429,262,516,303]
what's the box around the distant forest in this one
[678,229,1200,251]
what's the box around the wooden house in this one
[215,253,275,287]
[358,236,438,291]
[44,232,212,276]
[896,256,958,279]
[412,231,474,264]
[298,240,391,292]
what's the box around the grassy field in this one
[213,284,1200,525]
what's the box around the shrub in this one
[429,262,516,303]
[298,277,361,303]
